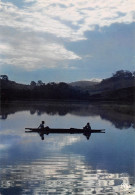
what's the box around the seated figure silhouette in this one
[38,121,45,129]
[84,122,91,130]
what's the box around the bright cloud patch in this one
[0,0,135,70]
[1,0,135,40]
[0,29,80,70]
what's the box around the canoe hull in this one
[25,127,105,134]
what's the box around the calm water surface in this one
[0,101,135,195]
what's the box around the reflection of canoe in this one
[25,127,105,140]
[25,127,105,134]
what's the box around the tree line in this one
[1,78,89,101]
[101,70,135,84]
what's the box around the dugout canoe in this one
[25,127,105,134]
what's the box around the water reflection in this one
[0,155,134,195]
[25,127,105,140]
[1,101,135,129]
[0,101,135,194]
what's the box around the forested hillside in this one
[1,70,135,102]
[0,76,89,101]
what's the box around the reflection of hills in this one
[0,101,135,129]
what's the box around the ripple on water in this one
[0,154,134,195]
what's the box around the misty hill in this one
[69,80,99,89]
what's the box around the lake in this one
[0,101,135,195]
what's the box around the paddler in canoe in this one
[83,122,91,130]
[38,121,49,131]
[38,121,45,129]
[38,121,45,140]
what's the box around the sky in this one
[0,0,135,83]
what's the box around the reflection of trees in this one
[132,123,135,129]
[114,121,131,129]
[0,114,7,119]
[0,101,135,129]
[30,109,36,115]
[37,111,41,116]
[100,111,134,129]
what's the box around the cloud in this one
[1,0,134,41]
[0,1,84,41]
[0,27,80,70]
[0,0,135,70]
[23,0,135,40]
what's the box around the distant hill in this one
[70,76,135,96]
[89,75,135,95]
[0,79,31,90]
[69,80,100,92]
[70,80,100,87]
[69,71,135,102]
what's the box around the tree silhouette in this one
[37,80,44,86]
[133,71,135,78]
[30,81,36,87]
[0,75,8,80]
[112,70,133,79]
